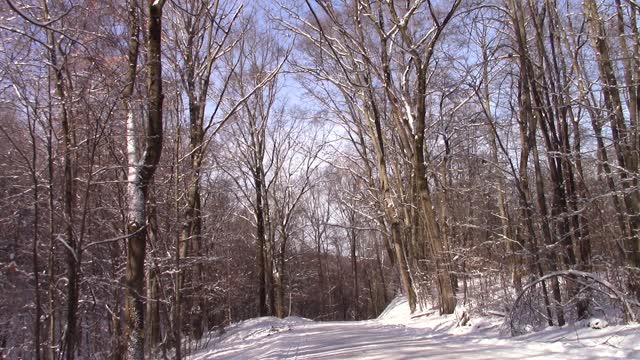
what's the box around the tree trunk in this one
[413,73,456,313]
[174,117,182,360]
[316,231,325,316]
[349,228,359,320]
[509,0,554,326]
[585,0,640,298]
[42,0,78,354]
[146,194,160,351]
[266,219,276,315]
[46,96,56,360]
[362,86,416,313]
[275,231,288,318]
[255,170,267,316]
[124,0,164,358]
[479,40,520,293]
[29,111,41,360]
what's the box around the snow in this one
[188,297,640,359]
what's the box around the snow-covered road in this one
[188,298,639,359]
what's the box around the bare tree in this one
[124,0,165,358]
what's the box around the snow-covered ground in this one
[188,297,640,359]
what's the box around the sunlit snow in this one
[188,297,639,359]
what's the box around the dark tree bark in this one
[39,0,78,356]
[124,0,165,358]
[585,0,640,299]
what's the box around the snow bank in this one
[217,316,313,344]
[188,296,640,359]
[377,296,412,322]
[377,295,640,356]
[377,296,500,334]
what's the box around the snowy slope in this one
[188,297,640,359]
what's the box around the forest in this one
[1,0,640,359]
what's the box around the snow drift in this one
[188,296,640,359]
